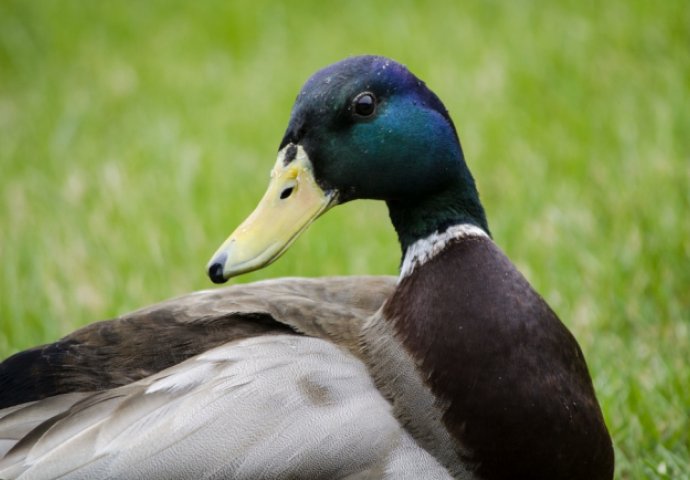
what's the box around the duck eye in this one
[352,92,376,118]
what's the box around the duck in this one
[0,55,613,480]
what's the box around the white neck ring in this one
[399,224,488,279]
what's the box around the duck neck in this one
[387,182,490,262]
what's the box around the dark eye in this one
[352,92,376,117]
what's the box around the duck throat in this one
[386,186,490,256]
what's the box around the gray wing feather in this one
[1,335,451,479]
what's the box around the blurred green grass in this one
[0,0,688,477]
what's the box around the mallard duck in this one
[0,55,613,479]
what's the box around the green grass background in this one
[1,0,688,477]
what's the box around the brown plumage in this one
[0,276,396,409]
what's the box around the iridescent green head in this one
[208,55,489,283]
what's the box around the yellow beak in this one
[207,145,336,283]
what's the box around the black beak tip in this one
[208,253,228,284]
[208,262,227,284]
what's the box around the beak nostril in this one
[280,186,295,200]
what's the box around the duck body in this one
[0,55,613,479]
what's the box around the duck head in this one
[208,55,489,283]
